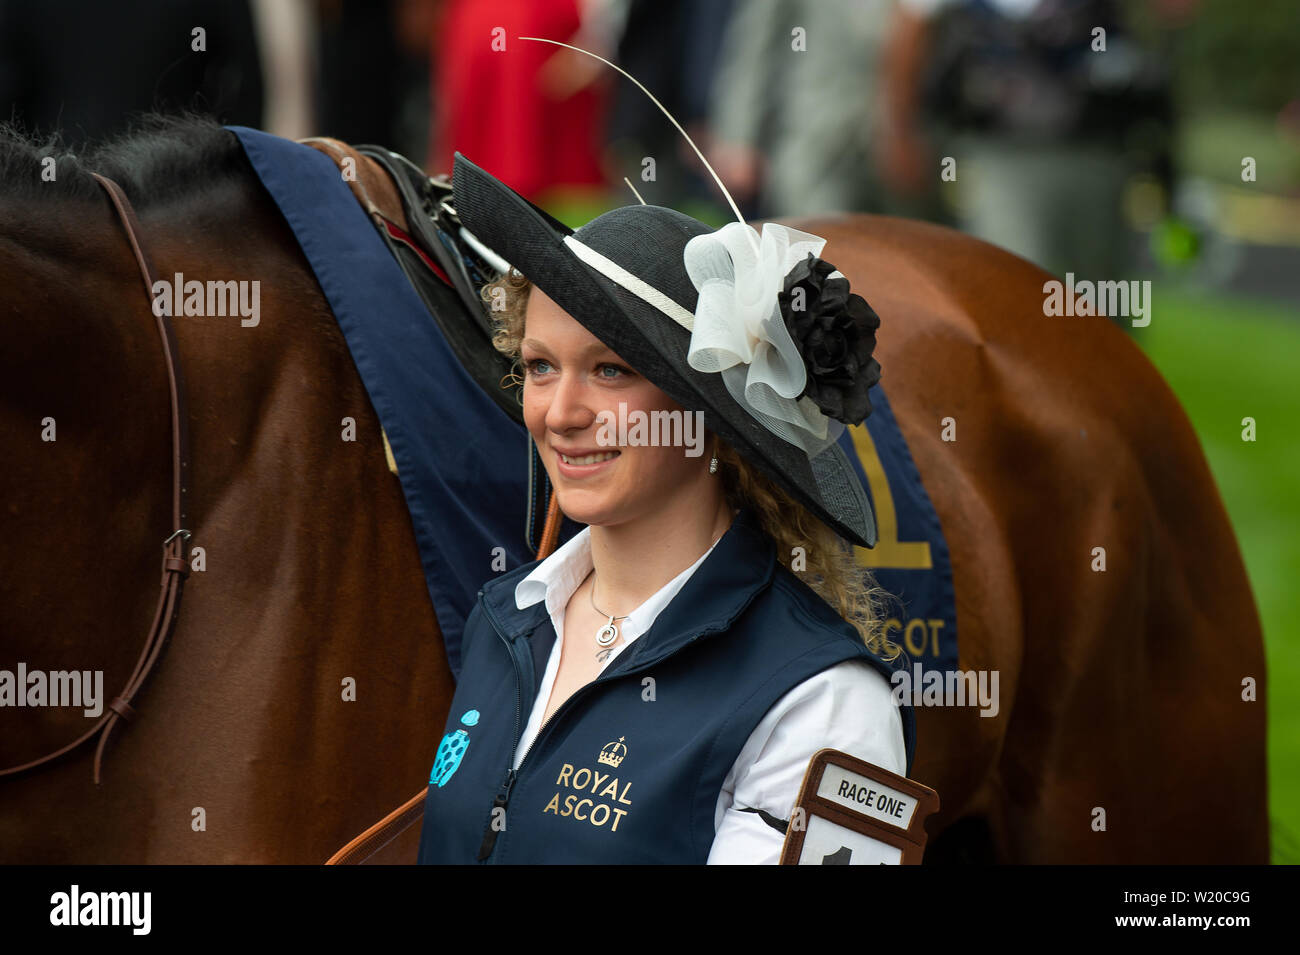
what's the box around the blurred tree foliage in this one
[1131,0,1300,113]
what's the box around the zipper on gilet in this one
[473,590,710,862]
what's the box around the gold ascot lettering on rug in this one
[541,738,633,832]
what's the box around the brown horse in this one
[813,214,1269,863]
[0,120,451,863]
[0,119,1267,863]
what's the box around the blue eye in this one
[599,364,630,379]
[525,358,552,376]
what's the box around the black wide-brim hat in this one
[452,152,878,548]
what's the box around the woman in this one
[416,153,916,865]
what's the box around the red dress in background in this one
[430,0,606,199]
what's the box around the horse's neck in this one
[2,186,451,861]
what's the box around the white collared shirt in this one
[512,522,907,865]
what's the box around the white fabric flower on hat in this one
[683,221,846,457]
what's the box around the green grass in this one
[537,191,734,232]
[1132,285,1300,863]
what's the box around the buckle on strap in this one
[163,528,192,575]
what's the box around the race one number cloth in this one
[227,125,958,678]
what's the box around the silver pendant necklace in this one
[588,570,628,648]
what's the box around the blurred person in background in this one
[0,0,263,145]
[603,0,734,213]
[315,0,418,152]
[879,0,1174,279]
[706,0,901,220]
[427,0,617,203]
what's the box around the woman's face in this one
[520,287,713,529]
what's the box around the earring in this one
[708,453,718,474]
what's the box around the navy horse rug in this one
[227,127,960,677]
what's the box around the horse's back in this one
[802,214,1267,862]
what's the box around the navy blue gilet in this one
[416,506,916,864]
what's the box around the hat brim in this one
[451,152,877,549]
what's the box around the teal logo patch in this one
[430,710,479,787]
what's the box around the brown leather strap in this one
[0,174,192,783]
[536,493,563,560]
[300,137,409,233]
[325,789,429,865]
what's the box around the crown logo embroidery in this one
[598,736,628,768]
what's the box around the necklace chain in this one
[588,569,626,648]
[581,517,732,652]
[588,572,628,621]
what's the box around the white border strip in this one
[459,225,511,275]
[563,235,696,332]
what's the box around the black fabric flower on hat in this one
[777,253,882,425]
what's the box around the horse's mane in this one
[0,112,249,207]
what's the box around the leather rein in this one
[0,173,192,784]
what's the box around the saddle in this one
[300,138,521,424]
[300,138,564,562]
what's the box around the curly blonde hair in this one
[484,269,901,662]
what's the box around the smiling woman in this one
[413,153,914,865]
[486,268,896,660]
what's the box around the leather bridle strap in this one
[0,173,192,784]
